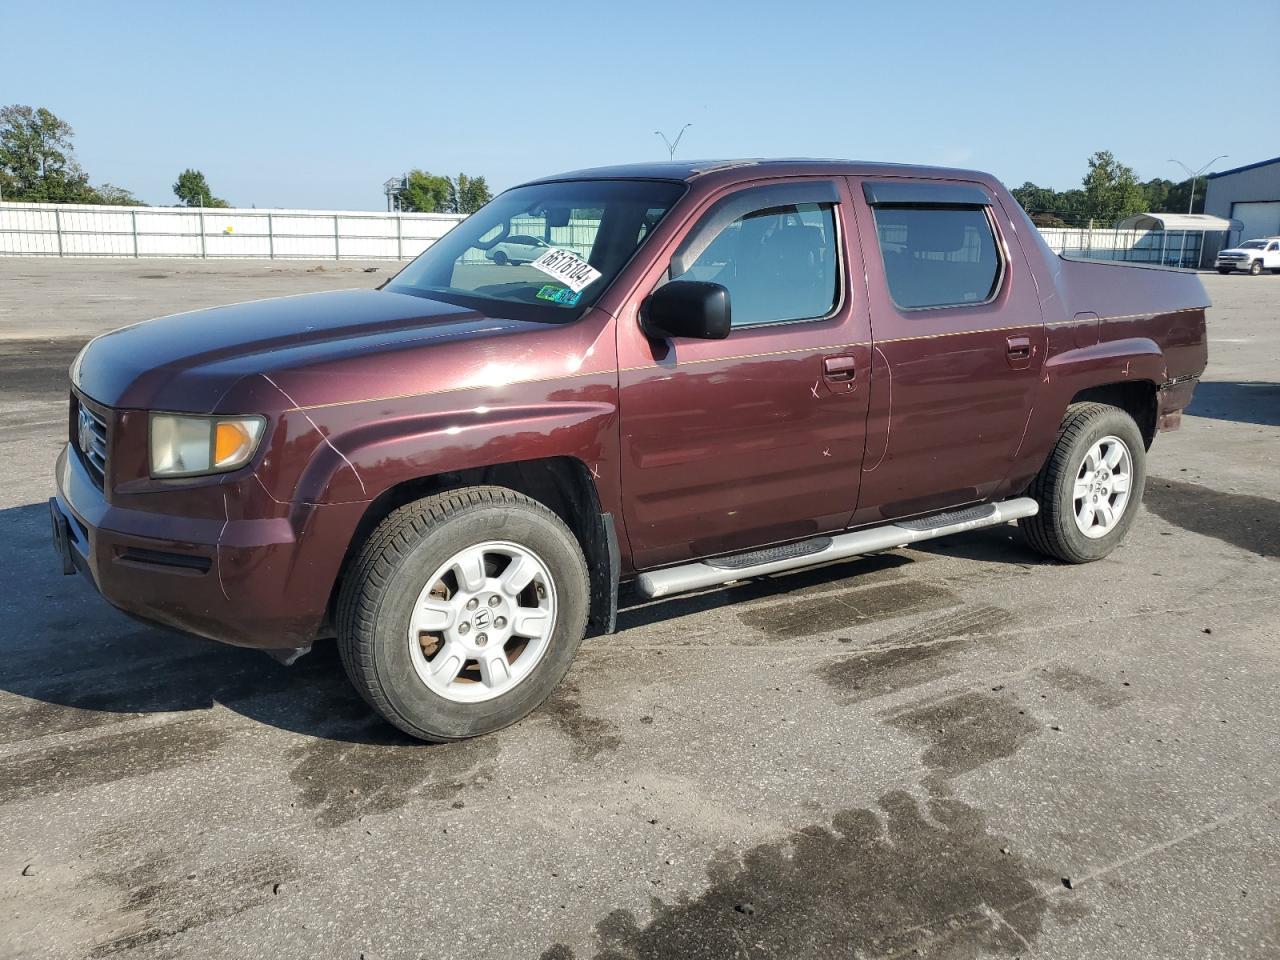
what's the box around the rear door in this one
[616,178,872,569]
[849,178,1044,524]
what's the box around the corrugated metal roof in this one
[1115,212,1240,231]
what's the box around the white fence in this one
[0,200,1227,269]
[1039,227,1216,269]
[0,201,466,261]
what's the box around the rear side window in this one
[872,207,1002,310]
[674,202,838,326]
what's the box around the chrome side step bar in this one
[635,497,1039,600]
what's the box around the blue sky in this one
[3,0,1275,210]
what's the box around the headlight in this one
[150,414,266,477]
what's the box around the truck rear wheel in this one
[1020,402,1146,564]
[336,486,589,741]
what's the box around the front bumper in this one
[1215,259,1250,271]
[51,444,367,650]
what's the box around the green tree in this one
[1011,181,1089,227]
[1082,150,1146,225]
[0,104,97,203]
[399,169,452,213]
[93,182,145,206]
[447,172,492,214]
[1143,177,1202,215]
[172,168,228,207]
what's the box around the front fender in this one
[302,397,619,505]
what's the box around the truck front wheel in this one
[1020,402,1147,563]
[336,486,589,741]
[1249,259,1263,276]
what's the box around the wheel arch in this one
[1068,380,1158,449]
[1011,337,1166,487]
[325,456,620,641]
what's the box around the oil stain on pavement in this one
[738,579,957,638]
[816,605,1016,700]
[0,718,229,806]
[1040,665,1131,710]
[541,790,1043,960]
[287,724,500,828]
[539,679,622,761]
[888,690,1041,783]
[1145,476,1279,558]
[86,848,297,956]
[542,688,1069,958]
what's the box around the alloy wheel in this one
[1072,435,1133,539]
[407,540,557,703]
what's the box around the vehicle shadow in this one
[0,501,414,747]
[907,523,1052,566]
[1185,380,1280,428]
[615,552,916,631]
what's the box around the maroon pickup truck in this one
[51,160,1209,741]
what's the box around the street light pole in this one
[654,124,692,161]
[1169,155,1228,215]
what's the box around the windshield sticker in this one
[529,247,602,293]
[535,284,582,306]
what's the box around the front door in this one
[849,177,1045,524]
[616,178,872,570]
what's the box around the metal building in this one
[1204,156,1280,244]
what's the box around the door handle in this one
[823,355,857,381]
[1006,336,1031,360]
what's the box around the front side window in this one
[872,206,1002,310]
[389,179,684,321]
[673,202,838,326]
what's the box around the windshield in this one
[387,179,685,321]
[1238,240,1266,249]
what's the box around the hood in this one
[72,288,536,411]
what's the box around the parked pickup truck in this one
[52,160,1209,741]
[1215,237,1280,275]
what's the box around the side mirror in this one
[640,280,731,341]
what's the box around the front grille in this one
[71,394,109,489]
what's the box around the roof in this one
[1115,212,1241,231]
[526,158,990,186]
[1206,156,1280,179]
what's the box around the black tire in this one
[1020,402,1147,564]
[1216,267,1233,275]
[1249,259,1263,276]
[336,486,589,741]
[492,250,509,266]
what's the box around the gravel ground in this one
[0,259,1277,960]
